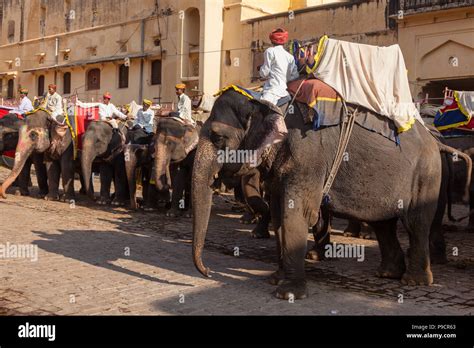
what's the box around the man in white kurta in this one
[43,84,63,121]
[99,92,127,129]
[172,83,194,125]
[259,28,299,106]
[12,88,33,115]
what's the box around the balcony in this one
[389,0,474,16]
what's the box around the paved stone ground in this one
[0,166,473,315]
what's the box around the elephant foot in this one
[375,261,405,279]
[466,224,474,233]
[268,269,285,285]
[305,248,325,261]
[275,279,307,300]
[97,197,111,205]
[79,188,87,195]
[111,198,126,207]
[15,188,29,196]
[401,270,433,286]
[240,211,258,225]
[430,253,448,265]
[60,194,75,203]
[183,211,192,218]
[343,230,360,238]
[38,190,48,198]
[166,209,180,217]
[250,225,270,239]
[45,194,60,201]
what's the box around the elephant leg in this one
[143,167,158,211]
[430,155,448,264]
[343,219,361,237]
[401,215,433,286]
[32,154,48,197]
[182,168,192,218]
[242,170,270,239]
[16,158,32,196]
[268,186,284,286]
[98,163,113,205]
[45,161,61,201]
[370,218,406,279]
[275,185,312,300]
[468,193,474,232]
[60,149,75,201]
[111,154,128,206]
[78,171,87,195]
[306,208,331,261]
[167,166,185,217]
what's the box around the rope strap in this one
[321,103,358,200]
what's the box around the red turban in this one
[48,84,57,90]
[103,92,112,99]
[269,28,288,45]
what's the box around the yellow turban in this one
[143,99,152,106]
[175,83,186,89]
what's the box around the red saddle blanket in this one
[287,78,341,107]
[66,101,100,152]
[0,106,21,166]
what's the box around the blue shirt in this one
[134,107,155,133]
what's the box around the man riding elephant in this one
[259,28,299,106]
[99,92,127,130]
[42,84,63,122]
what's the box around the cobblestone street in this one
[0,167,473,315]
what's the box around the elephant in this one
[191,88,468,300]
[151,117,199,217]
[0,113,48,197]
[438,133,474,231]
[81,121,131,206]
[0,109,75,201]
[124,137,170,211]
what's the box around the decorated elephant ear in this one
[183,125,199,155]
[246,98,288,168]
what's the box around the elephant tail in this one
[437,142,472,210]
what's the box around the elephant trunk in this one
[192,137,222,277]
[81,138,96,200]
[125,146,138,210]
[154,137,171,191]
[0,128,35,198]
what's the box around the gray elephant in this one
[81,121,130,206]
[0,109,75,201]
[0,113,48,197]
[438,133,474,231]
[124,140,170,211]
[191,88,467,300]
[151,117,199,217]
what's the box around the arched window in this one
[7,79,14,99]
[118,64,129,89]
[63,72,71,94]
[37,75,45,96]
[86,68,100,90]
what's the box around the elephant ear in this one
[248,98,288,167]
[183,125,199,155]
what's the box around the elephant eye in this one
[210,131,226,148]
